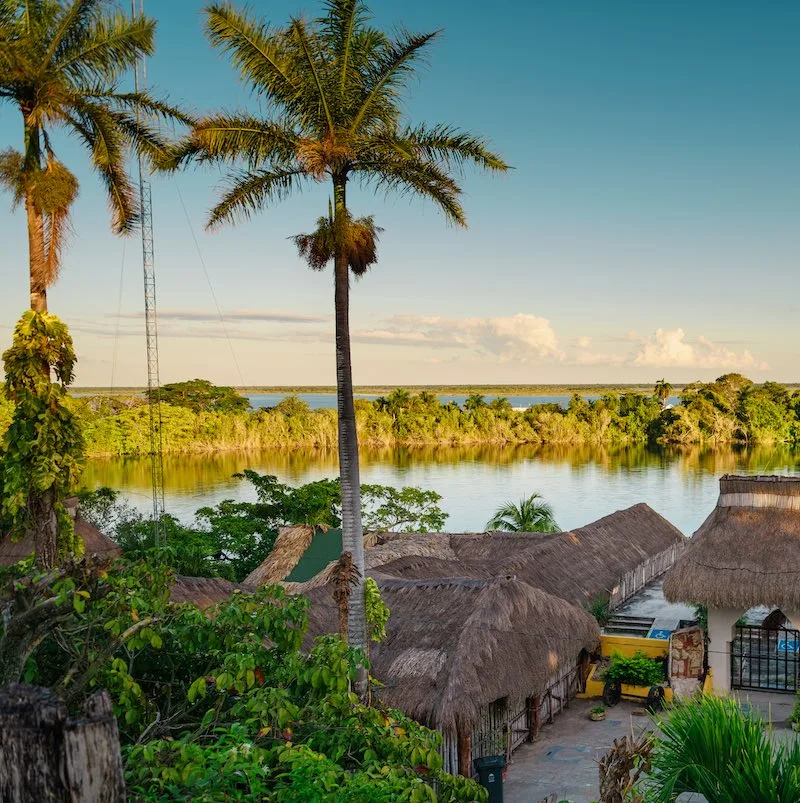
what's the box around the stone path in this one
[503,699,650,803]
[503,692,796,803]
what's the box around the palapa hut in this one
[362,504,684,609]
[664,475,800,693]
[0,497,122,566]
[237,503,683,770]
[305,574,599,776]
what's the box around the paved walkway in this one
[503,693,796,803]
[504,699,650,803]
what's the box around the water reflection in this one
[81,444,800,537]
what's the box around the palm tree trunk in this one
[332,175,367,678]
[23,121,47,313]
[26,190,47,313]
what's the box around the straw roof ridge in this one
[371,504,683,607]
[664,478,800,609]
[244,524,315,586]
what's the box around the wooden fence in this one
[439,660,586,776]
[608,542,684,611]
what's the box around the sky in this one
[1,0,798,387]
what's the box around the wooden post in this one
[0,684,125,803]
[64,691,126,802]
[528,695,541,741]
[456,722,472,777]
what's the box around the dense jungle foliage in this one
[0,560,483,801]
[2,373,798,456]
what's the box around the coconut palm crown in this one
[487,493,560,533]
[170,0,509,661]
[0,0,191,312]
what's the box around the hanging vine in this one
[1,311,85,566]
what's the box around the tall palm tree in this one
[487,493,560,533]
[0,0,189,312]
[170,1,508,658]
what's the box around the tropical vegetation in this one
[167,0,508,661]
[0,312,84,568]
[2,373,798,457]
[0,0,188,312]
[0,559,485,801]
[78,472,448,582]
[638,695,800,802]
[486,493,559,532]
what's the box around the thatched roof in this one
[664,475,800,610]
[170,575,255,608]
[0,506,122,567]
[305,575,599,732]
[244,525,316,586]
[371,504,683,607]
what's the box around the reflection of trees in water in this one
[81,443,800,496]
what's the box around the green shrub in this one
[603,652,664,687]
[639,695,800,802]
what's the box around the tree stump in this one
[0,684,125,802]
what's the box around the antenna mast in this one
[132,0,165,543]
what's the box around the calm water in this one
[246,393,681,410]
[81,444,800,537]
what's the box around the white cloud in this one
[576,335,593,349]
[368,313,564,362]
[630,328,768,370]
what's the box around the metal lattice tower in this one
[133,0,165,543]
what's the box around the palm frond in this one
[207,167,306,230]
[68,99,137,232]
[85,89,196,127]
[55,11,154,84]
[205,4,298,107]
[44,0,99,68]
[360,155,465,226]
[0,148,25,205]
[350,29,439,132]
[320,0,369,92]
[486,494,558,533]
[289,17,334,135]
[293,209,381,274]
[174,113,299,170]
[392,124,510,174]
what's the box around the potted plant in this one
[589,705,607,722]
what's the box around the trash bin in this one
[473,754,505,802]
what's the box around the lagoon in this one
[245,393,681,410]
[80,444,800,538]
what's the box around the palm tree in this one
[487,493,560,533]
[0,0,188,312]
[489,396,512,414]
[415,390,438,409]
[464,393,487,412]
[653,379,673,409]
[171,1,508,658]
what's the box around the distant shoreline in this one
[72,382,800,396]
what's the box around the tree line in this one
[2,373,795,457]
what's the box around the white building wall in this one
[707,608,743,694]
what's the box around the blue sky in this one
[1,0,798,386]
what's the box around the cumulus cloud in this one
[358,313,563,362]
[630,328,768,370]
[576,335,593,349]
